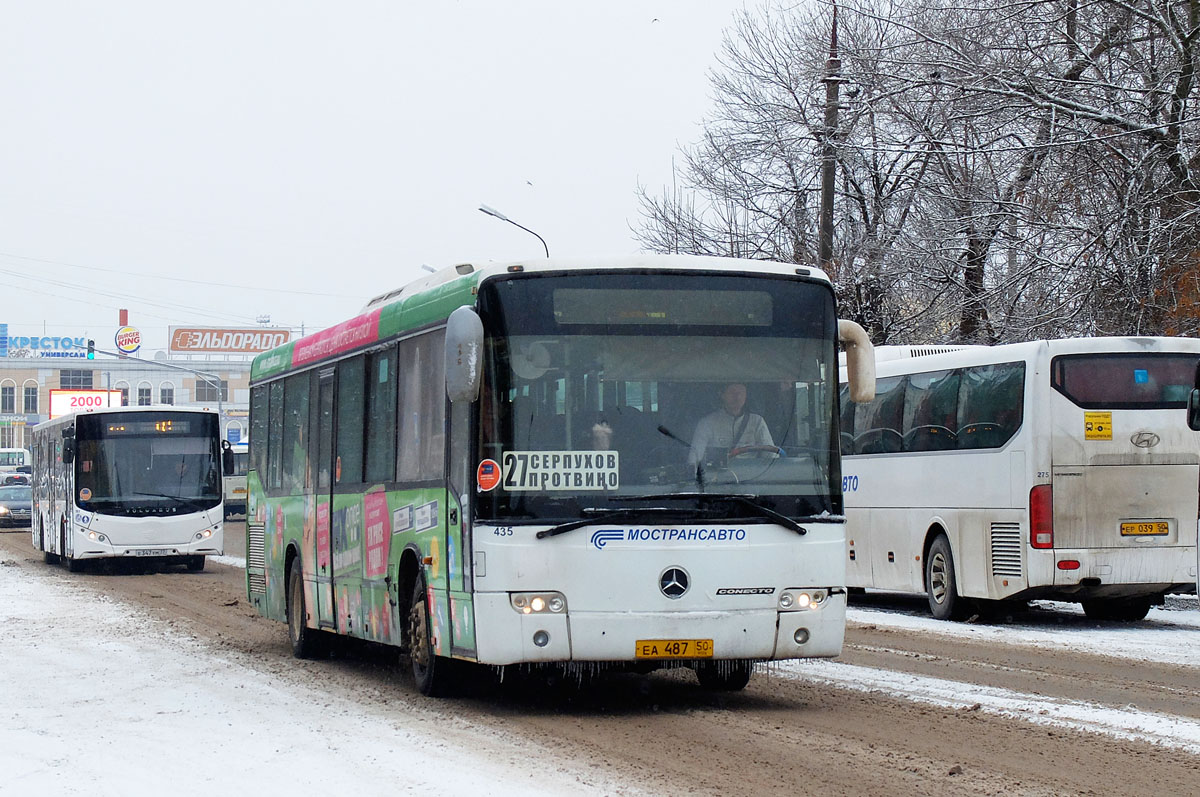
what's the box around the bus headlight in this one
[779,589,828,611]
[193,529,214,540]
[86,531,107,542]
[510,592,567,614]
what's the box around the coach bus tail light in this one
[1030,484,1054,549]
[510,592,567,614]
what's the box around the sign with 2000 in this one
[49,389,124,419]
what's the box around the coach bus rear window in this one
[1051,353,1197,410]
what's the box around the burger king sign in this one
[114,325,141,355]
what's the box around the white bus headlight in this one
[779,589,828,611]
[510,592,567,614]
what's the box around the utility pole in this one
[818,3,841,272]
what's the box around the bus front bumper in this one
[472,592,846,666]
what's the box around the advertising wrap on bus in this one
[243,255,876,697]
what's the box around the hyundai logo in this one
[1130,431,1161,449]
[659,567,690,599]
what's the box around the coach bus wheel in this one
[186,556,206,572]
[287,564,320,659]
[43,550,59,565]
[926,535,967,621]
[408,573,454,697]
[695,660,753,691]
[66,555,85,573]
[1081,596,1152,622]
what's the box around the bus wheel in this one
[43,550,59,565]
[287,563,320,658]
[65,555,85,573]
[186,556,206,572]
[408,573,454,697]
[695,660,753,691]
[1081,596,1152,622]
[926,535,967,621]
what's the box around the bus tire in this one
[65,555,85,573]
[287,563,321,659]
[43,550,59,565]
[408,572,454,697]
[695,660,753,691]
[186,556,206,572]
[925,535,968,621]
[1081,596,1152,622]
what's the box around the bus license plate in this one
[132,549,160,556]
[1120,521,1169,536]
[635,639,713,659]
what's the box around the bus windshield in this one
[74,411,222,516]
[475,272,841,523]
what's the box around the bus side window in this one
[957,362,1025,449]
[854,376,905,455]
[903,370,959,452]
[838,384,855,455]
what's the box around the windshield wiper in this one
[639,492,808,535]
[132,491,213,511]
[536,506,716,540]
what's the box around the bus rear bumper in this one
[472,592,846,666]
[1046,545,1196,597]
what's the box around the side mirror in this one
[222,440,235,476]
[445,305,484,403]
[838,319,876,403]
[61,425,75,440]
[62,440,75,465]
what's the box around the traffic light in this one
[87,339,95,359]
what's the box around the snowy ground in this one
[3,554,1197,795]
[0,560,634,796]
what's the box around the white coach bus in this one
[840,337,1200,621]
[31,405,228,572]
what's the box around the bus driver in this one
[688,383,776,466]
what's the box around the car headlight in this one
[0,506,10,515]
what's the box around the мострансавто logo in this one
[589,527,748,551]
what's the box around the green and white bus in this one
[246,255,874,695]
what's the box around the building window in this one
[118,388,130,406]
[137,387,152,406]
[0,386,13,414]
[23,385,38,414]
[60,369,94,389]
[196,379,228,402]
[160,385,175,405]
[0,425,14,447]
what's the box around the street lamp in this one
[479,204,550,258]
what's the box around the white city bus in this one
[222,440,249,519]
[840,337,1200,621]
[0,447,31,472]
[246,255,875,695]
[31,405,227,572]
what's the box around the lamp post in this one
[479,204,550,258]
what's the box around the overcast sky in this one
[0,1,756,354]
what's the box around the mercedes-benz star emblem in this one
[660,567,690,599]
[1130,431,1161,449]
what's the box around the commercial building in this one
[0,323,291,449]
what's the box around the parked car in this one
[0,485,32,527]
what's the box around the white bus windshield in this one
[74,411,221,516]
[475,272,840,523]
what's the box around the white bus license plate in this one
[635,639,714,659]
[1120,521,1169,537]
[132,549,161,556]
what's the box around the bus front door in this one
[314,370,337,629]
